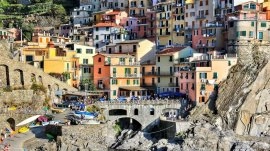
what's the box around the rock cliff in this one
[192,41,270,137]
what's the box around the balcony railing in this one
[142,72,157,76]
[141,83,156,87]
[115,62,140,66]
[157,72,174,76]
[111,74,142,78]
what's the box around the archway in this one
[31,73,36,83]
[0,64,10,88]
[109,109,127,116]
[6,118,15,131]
[13,69,24,88]
[116,117,142,131]
[38,76,43,84]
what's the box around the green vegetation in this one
[113,122,122,136]
[80,79,96,91]
[31,83,47,93]
[86,105,100,113]
[3,86,12,92]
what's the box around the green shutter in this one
[113,68,116,73]
[133,80,135,84]
[127,80,130,85]
[113,90,116,96]
[228,61,231,66]
[236,32,239,37]
[201,84,205,90]
[213,72,218,79]
[251,22,254,27]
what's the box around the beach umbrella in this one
[16,115,41,127]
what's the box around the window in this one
[192,83,195,90]
[186,83,188,89]
[251,22,254,27]
[244,4,249,9]
[133,79,139,85]
[83,59,88,64]
[106,27,109,31]
[259,32,263,39]
[96,27,99,31]
[119,45,122,52]
[98,68,101,74]
[201,84,206,90]
[250,3,256,9]
[169,56,173,62]
[158,77,160,83]
[249,31,253,38]
[133,45,137,52]
[134,109,138,115]
[199,73,207,79]
[200,1,203,6]
[181,83,183,90]
[244,13,247,19]
[112,79,118,85]
[205,10,208,15]
[98,57,101,62]
[83,67,90,73]
[261,22,267,27]
[113,68,116,73]
[86,49,93,54]
[206,0,208,5]
[191,4,194,8]
[192,73,194,79]
[134,68,137,74]
[113,90,116,96]
[25,55,33,61]
[241,31,246,36]
[157,57,160,62]
[95,35,99,40]
[76,48,82,53]
[185,73,188,79]
[150,108,154,115]
[213,72,218,79]
[127,79,130,85]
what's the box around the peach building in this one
[101,10,128,25]
[141,58,156,95]
[93,53,145,99]
[175,52,237,104]
[262,0,270,20]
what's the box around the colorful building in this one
[92,9,113,25]
[141,58,156,95]
[93,22,126,52]
[43,44,80,87]
[262,0,270,20]
[93,53,144,99]
[105,39,156,63]
[227,1,270,52]
[156,46,196,93]
[175,52,237,104]
[101,10,128,25]
[66,44,96,86]
[70,5,93,25]
[100,0,129,11]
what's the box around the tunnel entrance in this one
[109,109,127,116]
[117,118,142,131]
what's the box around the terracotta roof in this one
[105,11,120,15]
[157,47,186,55]
[94,22,117,27]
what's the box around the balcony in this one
[157,72,174,76]
[141,83,156,87]
[203,33,216,38]
[142,72,157,76]
[205,23,224,28]
[130,5,137,8]
[173,28,184,32]
[196,15,206,20]
[111,73,141,78]
[166,32,171,35]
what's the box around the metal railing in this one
[95,99,180,105]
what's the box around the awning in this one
[119,86,147,91]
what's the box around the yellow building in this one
[22,33,55,68]
[155,1,185,47]
[44,48,79,87]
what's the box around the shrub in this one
[86,105,100,113]
[113,122,122,136]
[3,87,12,92]
[31,83,47,93]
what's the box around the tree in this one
[80,79,96,91]
[50,4,66,17]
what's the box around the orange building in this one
[93,53,145,99]
[262,0,270,20]
[141,58,156,95]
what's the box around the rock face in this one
[192,42,270,137]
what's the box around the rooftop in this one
[116,39,145,44]
[157,47,186,55]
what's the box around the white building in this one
[93,22,127,52]
[70,5,93,25]
[100,0,129,11]
[72,44,96,83]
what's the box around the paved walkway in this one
[0,126,45,151]
[0,109,70,151]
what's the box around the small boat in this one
[16,115,41,127]
[18,126,29,133]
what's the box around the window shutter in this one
[205,73,207,78]
[199,73,202,79]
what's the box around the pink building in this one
[101,10,128,25]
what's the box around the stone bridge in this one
[96,100,181,130]
[0,40,77,99]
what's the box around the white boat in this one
[16,115,41,127]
